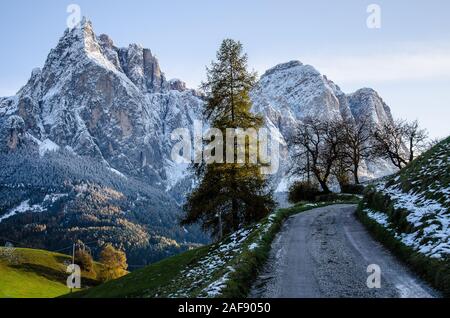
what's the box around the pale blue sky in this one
[1,0,449,138]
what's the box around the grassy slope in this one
[0,247,102,298]
[69,196,360,298]
[394,137,450,204]
[357,136,450,296]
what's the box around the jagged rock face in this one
[251,61,353,140]
[0,19,203,188]
[251,61,392,137]
[1,115,25,151]
[347,88,394,125]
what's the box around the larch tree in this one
[181,39,275,240]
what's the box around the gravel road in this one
[250,204,440,298]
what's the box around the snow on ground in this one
[366,182,450,259]
[365,208,390,227]
[38,138,60,157]
[248,243,259,251]
[0,200,44,223]
[108,167,127,179]
[0,193,68,224]
[203,267,235,297]
[167,226,258,297]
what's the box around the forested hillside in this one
[0,149,207,265]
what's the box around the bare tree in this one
[373,119,428,170]
[404,120,429,162]
[289,117,344,193]
[341,116,374,184]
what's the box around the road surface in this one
[250,204,440,298]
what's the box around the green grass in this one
[0,247,103,298]
[392,136,450,204]
[66,246,210,298]
[69,196,360,298]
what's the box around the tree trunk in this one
[353,165,360,184]
[318,180,330,193]
[409,137,414,163]
[306,152,311,183]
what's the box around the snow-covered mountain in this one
[250,60,395,189]
[0,18,399,262]
[0,18,203,193]
[0,20,395,194]
[251,60,393,137]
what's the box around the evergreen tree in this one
[181,39,275,240]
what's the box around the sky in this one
[0,0,449,138]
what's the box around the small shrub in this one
[314,193,340,202]
[288,181,321,203]
[341,184,365,195]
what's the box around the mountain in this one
[250,61,395,190]
[0,19,395,263]
[347,87,394,125]
[0,19,207,265]
[0,18,203,190]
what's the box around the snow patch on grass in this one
[365,208,390,227]
[374,181,449,259]
[167,227,254,297]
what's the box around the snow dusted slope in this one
[0,18,203,190]
[362,136,450,259]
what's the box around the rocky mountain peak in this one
[169,79,187,92]
[0,19,205,191]
[117,43,167,93]
[262,60,304,78]
[347,88,394,125]
[252,60,348,126]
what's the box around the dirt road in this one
[250,204,440,298]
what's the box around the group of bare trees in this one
[289,115,431,193]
